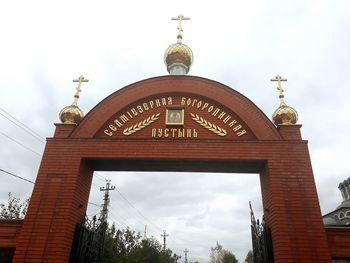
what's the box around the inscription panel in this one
[95,94,256,140]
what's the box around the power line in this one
[1,168,193,252]
[94,172,173,239]
[113,186,163,232]
[94,172,163,232]
[0,108,45,143]
[0,168,35,184]
[88,202,102,207]
[92,174,164,237]
[0,130,42,157]
[94,172,108,183]
[108,209,139,231]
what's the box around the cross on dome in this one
[59,75,89,124]
[171,14,190,43]
[270,74,298,125]
[164,15,193,75]
[72,75,89,106]
[271,75,287,106]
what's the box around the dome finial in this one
[164,14,193,75]
[271,75,298,125]
[59,75,89,124]
[171,14,190,43]
[271,75,287,106]
[72,75,89,106]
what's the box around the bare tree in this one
[0,192,29,219]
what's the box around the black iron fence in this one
[69,215,107,263]
[250,202,274,263]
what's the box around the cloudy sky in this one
[1,0,350,262]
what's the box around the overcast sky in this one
[1,1,350,262]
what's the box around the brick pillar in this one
[12,141,93,263]
[261,126,331,262]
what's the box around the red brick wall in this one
[326,227,350,259]
[13,76,332,262]
[0,219,22,248]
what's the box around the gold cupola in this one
[59,76,88,124]
[271,75,298,125]
[164,15,193,75]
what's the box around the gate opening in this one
[87,171,263,262]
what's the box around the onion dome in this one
[271,75,298,125]
[59,104,84,124]
[59,75,88,125]
[272,104,298,125]
[164,42,193,75]
[165,14,193,75]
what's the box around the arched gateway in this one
[10,16,338,262]
[13,75,331,262]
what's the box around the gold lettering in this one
[162,98,167,106]
[143,103,149,111]
[218,111,226,119]
[120,114,129,123]
[164,128,169,137]
[150,128,198,138]
[127,111,133,118]
[149,100,154,109]
[212,108,220,117]
[104,130,113,136]
[131,108,138,116]
[167,97,173,105]
[181,97,186,105]
[202,103,209,110]
[109,124,117,131]
[208,105,214,113]
[228,120,237,127]
[237,130,246,137]
[157,129,162,137]
[233,125,242,132]
[137,105,143,113]
[186,98,192,106]
[114,120,123,128]
[155,99,161,107]
[197,100,202,108]
[223,115,231,123]
[191,99,197,107]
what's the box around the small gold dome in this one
[59,105,84,124]
[164,42,193,73]
[272,104,298,125]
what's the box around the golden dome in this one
[59,104,84,124]
[164,42,193,73]
[272,104,298,125]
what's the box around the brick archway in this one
[13,76,331,262]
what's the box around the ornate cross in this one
[72,75,89,106]
[271,75,287,105]
[171,14,190,42]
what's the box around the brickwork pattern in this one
[12,76,334,262]
[325,227,350,260]
[0,220,22,248]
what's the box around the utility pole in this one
[143,224,148,240]
[161,230,169,251]
[184,248,189,263]
[100,179,115,222]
